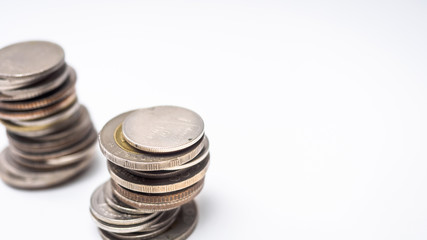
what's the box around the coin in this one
[105,185,156,215]
[90,181,161,226]
[0,148,92,189]
[122,106,204,153]
[108,154,209,193]
[99,111,206,171]
[0,65,71,101]
[92,106,208,239]
[0,91,77,121]
[0,41,97,189]
[98,200,198,240]
[112,180,204,212]
[0,41,64,79]
[0,73,76,111]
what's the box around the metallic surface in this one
[98,201,198,240]
[122,106,204,153]
[108,155,209,193]
[99,111,206,171]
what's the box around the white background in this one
[0,1,426,239]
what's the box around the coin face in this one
[0,41,65,79]
[99,111,206,171]
[122,106,204,153]
[99,200,198,240]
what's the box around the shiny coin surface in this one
[98,200,198,240]
[0,41,65,79]
[122,106,204,153]
[108,155,209,193]
[99,111,206,171]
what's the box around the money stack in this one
[0,41,97,189]
[91,106,210,240]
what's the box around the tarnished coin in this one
[122,106,204,153]
[0,41,65,79]
[108,155,209,194]
[99,200,198,240]
[99,111,206,171]
[90,181,160,226]
[0,147,92,189]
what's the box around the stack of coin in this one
[0,41,97,189]
[91,106,210,240]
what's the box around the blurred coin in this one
[0,147,92,189]
[0,41,64,79]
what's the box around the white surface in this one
[0,1,427,239]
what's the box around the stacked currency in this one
[0,41,97,189]
[91,106,210,240]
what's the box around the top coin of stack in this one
[91,106,210,239]
[0,41,97,189]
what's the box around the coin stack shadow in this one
[91,106,210,239]
[0,41,97,189]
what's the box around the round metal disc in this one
[107,154,209,194]
[0,147,92,189]
[122,106,204,153]
[90,181,160,226]
[98,200,198,240]
[0,41,65,79]
[99,111,206,171]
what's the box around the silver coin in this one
[108,154,209,193]
[6,115,93,153]
[163,138,209,171]
[90,181,160,226]
[2,104,83,138]
[0,147,92,189]
[92,204,178,234]
[0,72,76,111]
[0,65,71,101]
[0,41,65,79]
[8,127,97,161]
[122,106,204,153]
[99,111,206,171]
[98,200,198,240]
